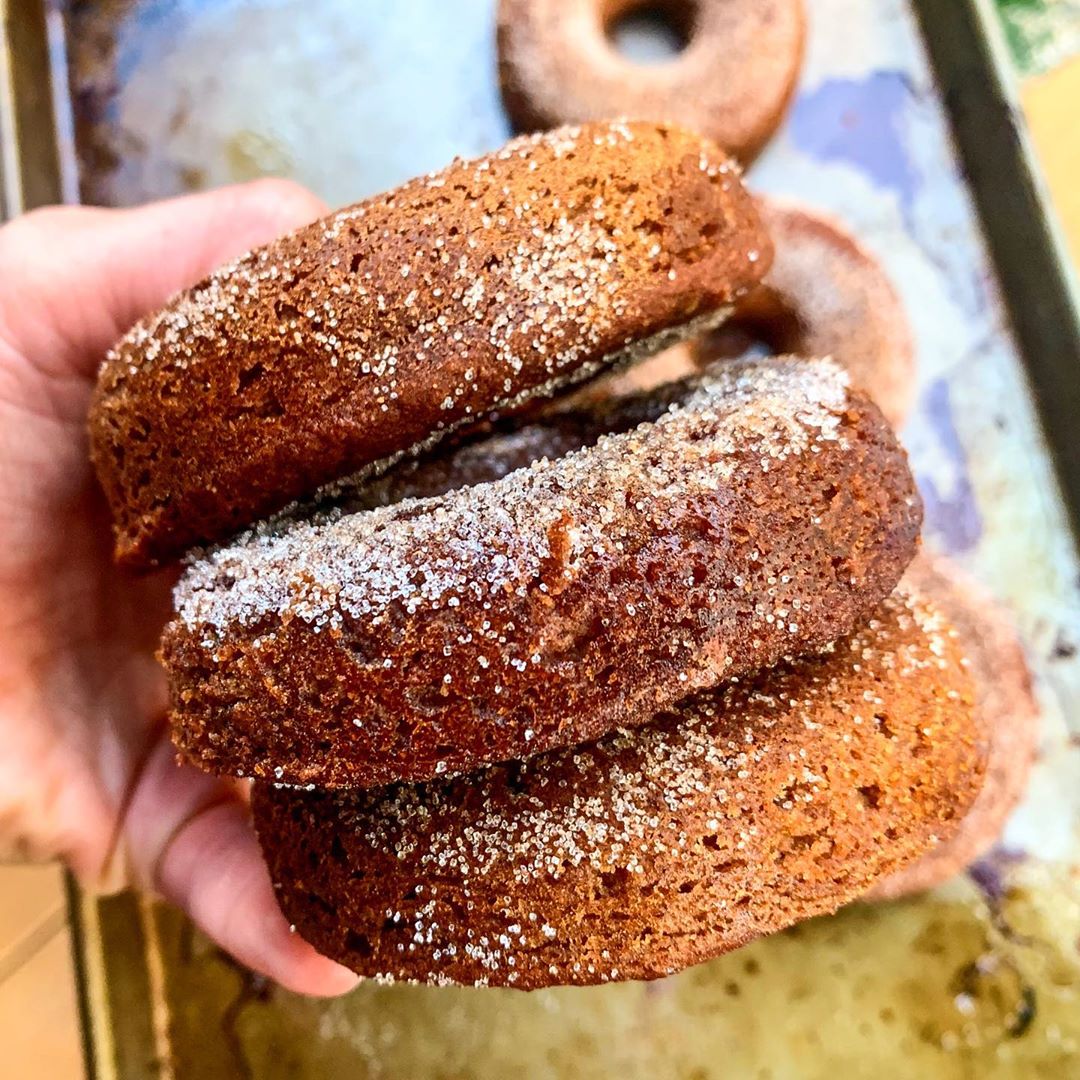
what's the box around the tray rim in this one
[0,0,66,215]
[911,0,1080,539]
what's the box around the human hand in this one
[0,180,359,996]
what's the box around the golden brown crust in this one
[497,0,806,163]
[867,555,1039,900]
[163,358,921,789]
[252,588,984,990]
[696,200,916,428]
[90,121,769,568]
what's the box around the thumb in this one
[0,179,328,378]
[120,736,360,998]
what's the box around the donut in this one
[89,120,770,568]
[867,556,1039,901]
[341,358,728,511]
[252,586,984,989]
[559,201,915,426]
[695,200,916,428]
[497,0,806,163]
[163,357,922,789]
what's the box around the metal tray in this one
[4,0,1080,1076]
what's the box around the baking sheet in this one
[9,0,1079,1074]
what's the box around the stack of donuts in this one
[496,0,1038,919]
[90,113,1036,990]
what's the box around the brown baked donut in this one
[560,201,915,425]
[90,120,770,568]
[252,586,984,989]
[164,357,922,789]
[696,199,916,428]
[341,358,734,511]
[868,556,1039,901]
[497,0,806,163]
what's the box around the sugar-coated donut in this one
[252,586,983,989]
[561,201,915,426]
[90,121,769,567]
[164,358,921,789]
[868,556,1039,901]
[697,199,916,428]
[497,0,806,163]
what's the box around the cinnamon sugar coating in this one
[697,200,916,428]
[556,201,915,427]
[90,121,768,567]
[868,555,1039,900]
[253,587,983,989]
[164,358,921,788]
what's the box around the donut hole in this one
[604,0,697,63]
[695,288,808,364]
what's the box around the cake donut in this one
[559,201,915,428]
[696,200,916,428]
[164,358,922,789]
[868,556,1039,901]
[252,586,984,989]
[90,121,770,568]
[497,0,806,163]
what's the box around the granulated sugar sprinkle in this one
[262,586,968,987]
[175,357,851,634]
[338,589,957,886]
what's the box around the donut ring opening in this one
[497,0,806,163]
[603,0,699,61]
[689,201,916,428]
[697,288,805,362]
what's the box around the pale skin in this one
[0,179,360,996]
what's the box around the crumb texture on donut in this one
[340,361,723,510]
[252,588,984,990]
[867,556,1039,901]
[90,120,769,567]
[698,200,916,428]
[164,357,922,789]
[497,0,806,163]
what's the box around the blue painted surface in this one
[916,378,983,554]
[791,72,921,210]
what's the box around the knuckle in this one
[240,176,326,224]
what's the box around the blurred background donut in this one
[497,0,806,163]
[565,198,916,429]
[696,199,916,429]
